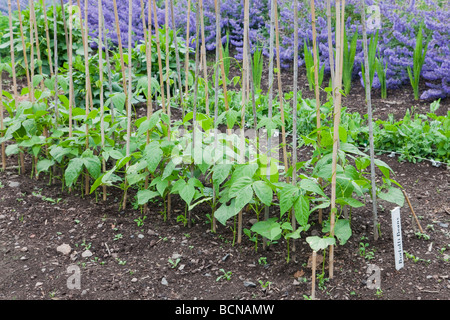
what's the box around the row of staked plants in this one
[1,0,445,262]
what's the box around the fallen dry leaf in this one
[293,270,305,278]
[307,253,324,268]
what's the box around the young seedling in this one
[216,269,232,282]
[168,258,180,269]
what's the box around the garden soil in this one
[0,63,449,301]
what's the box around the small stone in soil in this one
[57,244,72,255]
[81,250,93,258]
[161,277,168,286]
[243,281,256,288]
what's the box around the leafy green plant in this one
[343,27,358,95]
[168,258,181,269]
[0,2,83,76]
[407,25,428,100]
[375,57,388,99]
[303,40,324,92]
[251,46,264,91]
[359,236,375,260]
[216,269,232,282]
[404,250,431,264]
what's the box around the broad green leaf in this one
[336,197,365,208]
[162,160,176,180]
[65,158,84,187]
[252,180,273,206]
[378,186,405,207]
[251,218,282,241]
[36,159,55,174]
[299,178,326,197]
[229,176,254,197]
[294,195,310,227]
[279,185,299,216]
[234,185,253,213]
[83,156,101,179]
[137,189,159,205]
[322,219,352,245]
[5,144,19,156]
[215,199,238,226]
[306,236,336,252]
[144,144,163,173]
[180,183,196,205]
[212,164,232,188]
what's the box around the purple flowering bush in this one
[1,0,449,99]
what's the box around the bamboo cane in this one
[30,0,44,89]
[273,0,289,185]
[16,0,30,91]
[81,0,92,196]
[42,0,54,77]
[311,250,317,299]
[60,0,69,46]
[53,0,59,118]
[112,0,129,112]
[0,69,5,171]
[29,0,34,103]
[7,0,18,98]
[291,0,299,252]
[98,0,107,201]
[165,0,173,220]
[211,0,221,232]
[68,0,74,138]
[190,0,201,229]
[102,17,115,124]
[326,0,335,89]
[360,0,379,241]
[140,0,152,213]
[76,0,94,111]
[237,0,250,245]
[122,0,133,210]
[152,0,167,114]
[170,0,185,118]
[311,0,324,224]
[263,0,275,250]
[329,0,345,279]
[29,0,38,177]
[183,0,191,98]
[402,189,424,234]
[165,0,171,119]
[199,0,209,115]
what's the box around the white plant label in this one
[391,207,404,270]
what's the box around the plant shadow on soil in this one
[0,59,449,300]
